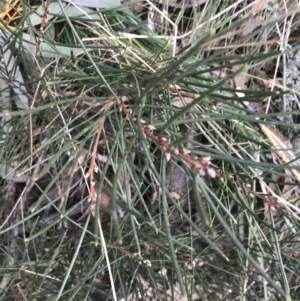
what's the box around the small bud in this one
[195,259,204,267]
[185,262,193,270]
[199,168,206,176]
[172,148,179,155]
[165,152,171,161]
[182,148,190,155]
[201,156,211,164]
[207,168,216,178]
[158,268,167,276]
[146,124,156,131]
[143,259,152,267]
[159,136,168,143]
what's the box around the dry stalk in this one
[35,0,51,57]
[116,96,279,208]
[84,101,114,217]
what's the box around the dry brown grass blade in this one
[259,124,300,182]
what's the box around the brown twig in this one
[115,95,278,208]
[35,0,51,56]
[84,101,114,217]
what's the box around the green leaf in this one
[26,2,101,28]
[0,38,29,109]
[26,2,67,27]
[63,0,121,9]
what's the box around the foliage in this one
[1,0,300,300]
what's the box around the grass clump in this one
[1,0,300,300]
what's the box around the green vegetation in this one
[1,0,300,300]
